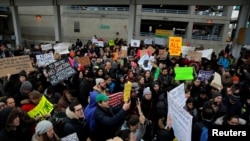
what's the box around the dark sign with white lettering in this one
[46,58,77,86]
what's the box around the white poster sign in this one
[197,49,213,60]
[96,41,104,47]
[154,37,166,45]
[36,53,55,67]
[62,133,79,141]
[53,43,71,54]
[144,38,153,45]
[130,39,140,47]
[168,83,186,107]
[41,44,52,51]
[181,46,196,58]
[138,54,152,71]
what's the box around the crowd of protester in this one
[0,37,250,141]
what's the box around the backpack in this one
[197,122,208,141]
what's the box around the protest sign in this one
[41,44,52,51]
[36,53,55,67]
[138,54,152,71]
[77,56,90,66]
[46,58,77,86]
[210,72,222,90]
[121,46,128,57]
[187,50,202,61]
[157,49,167,60]
[139,49,148,58]
[96,41,104,47]
[27,95,54,119]
[154,37,166,46]
[0,55,34,78]
[130,39,140,47]
[109,92,123,107]
[53,43,71,54]
[169,37,182,56]
[181,46,195,58]
[174,67,194,80]
[62,133,79,141]
[144,38,153,45]
[197,49,213,60]
[109,40,115,46]
[123,82,132,102]
[168,83,186,107]
[198,70,213,82]
[147,46,156,54]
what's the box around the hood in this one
[0,107,19,131]
[65,107,79,120]
[89,91,98,108]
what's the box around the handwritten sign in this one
[174,67,194,80]
[130,39,140,47]
[41,44,52,51]
[181,46,196,58]
[169,37,182,56]
[123,82,132,102]
[198,70,213,82]
[77,56,90,66]
[0,55,34,78]
[36,53,55,67]
[27,95,54,118]
[210,72,222,90]
[53,43,71,54]
[62,133,79,141]
[187,50,202,61]
[46,59,77,86]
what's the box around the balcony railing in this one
[142,8,189,14]
[192,35,222,41]
[68,6,129,11]
[195,11,226,16]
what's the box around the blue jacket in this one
[84,91,98,132]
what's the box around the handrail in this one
[141,8,189,14]
[68,6,129,11]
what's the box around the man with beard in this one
[93,78,107,95]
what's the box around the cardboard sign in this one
[46,58,77,86]
[27,95,54,119]
[140,49,148,58]
[121,46,128,57]
[174,67,194,80]
[62,133,79,141]
[41,44,52,51]
[77,56,90,66]
[36,53,55,67]
[0,55,34,78]
[147,46,156,54]
[187,51,202,61]
[210,72,222,90]
[169,37,182,56]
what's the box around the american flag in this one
[108,92,123,107]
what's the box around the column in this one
[134,5,142,39]
[189,6,196,15]
[186,21,194,42]
[232,2,250,59]
[54,4,62,42]
[127,0,136,45]
[10,6,22,47]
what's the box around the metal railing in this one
[195,11,226,16]
[192,35,222,41]
[68,6,129,11]
[141,8,189,14]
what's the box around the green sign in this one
[109,40,115,46]
[100,24,110,29]
[174,67,194,80]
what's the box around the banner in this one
[130,39,140,47]
[77,56,91,66]
[62,133,79,141]
[36,53,55,67]
[108,92,123,107]
[174,67,194,80]
[0,55,34,78]
[53,43,71,54]
[41,44,52,51]
[123,82,132,102]
[46,58,77,86]
[27,95,54,119]
[198,70,213,82]
[169,37,182,56]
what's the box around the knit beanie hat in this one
[20,81,33,91]
[35,120,53,135]
[229,94,240,102]
[212,92,222,99]
[143,87,152,96]
[95,78,104,85]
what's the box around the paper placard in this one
[27,95,54,119]
[77,56,91,66]
[197,49,213,60]
[41,44,52,51]
[46,59,77,86]
[138,54,152,71]
[130,39,140,47]
[62,133,79,141]
[210,72,222,90]
[174,67,194,80]
[53,43,71,54]
[187,51,202,62]
[121,46,128,57]
[181,46,196,58]
[169,37,182,56]
[144,38,153,45]
[36,53,55,67]
[123,82,132,102]
[147,46,156,54]
[96,41,104,47]
[0,55,34,78]
[109,40,115,46]
[198,70,213,82]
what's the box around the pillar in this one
[10,6,22,47]
[54,4,62,42]
[127,0,136,45]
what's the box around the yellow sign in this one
[27,95,54,119]
[155,29,173,36]
[169,37,182,56]
[123,81,132,102]
[109,40,115,46]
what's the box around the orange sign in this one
[169,37,182,56]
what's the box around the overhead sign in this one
[169,37,182,56]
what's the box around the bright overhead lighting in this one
[0,14,8,17]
